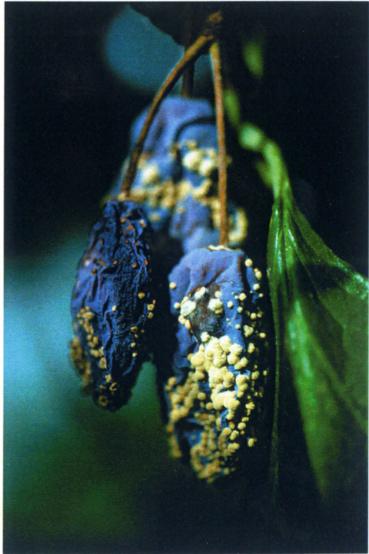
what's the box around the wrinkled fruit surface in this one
[162,246,270,482]
[70,200,155,411]
[114,97,247,250]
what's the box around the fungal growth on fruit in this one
[63,10,368,550]
[69,9,273,485]
[70,200,154,411]
[162,247,270,482]
[114,97,247,250]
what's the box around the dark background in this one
[4,3,368,554]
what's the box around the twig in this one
[210,41,229,246]
[121,12,222,194]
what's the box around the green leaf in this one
[241,123,368,503]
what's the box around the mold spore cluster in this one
[70,200,155,411]
[163,246,270,482]
[70,96,271,483]
[115,97,247,252]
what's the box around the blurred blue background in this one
[104,5,211,93]
[5,3,368,553]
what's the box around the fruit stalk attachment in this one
[121,11,223,195]
[210,40,229,246]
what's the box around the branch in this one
[121,11,222,195]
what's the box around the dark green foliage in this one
[240,123,368,504]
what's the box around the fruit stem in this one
[121,11,222,194]
[210,40,229,246]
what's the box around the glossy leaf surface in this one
[240,123,368,502]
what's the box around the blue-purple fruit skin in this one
[113,96,247,250]
[70,200,154,411]
[162,247,270,482]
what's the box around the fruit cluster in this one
[70,96,270,482]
